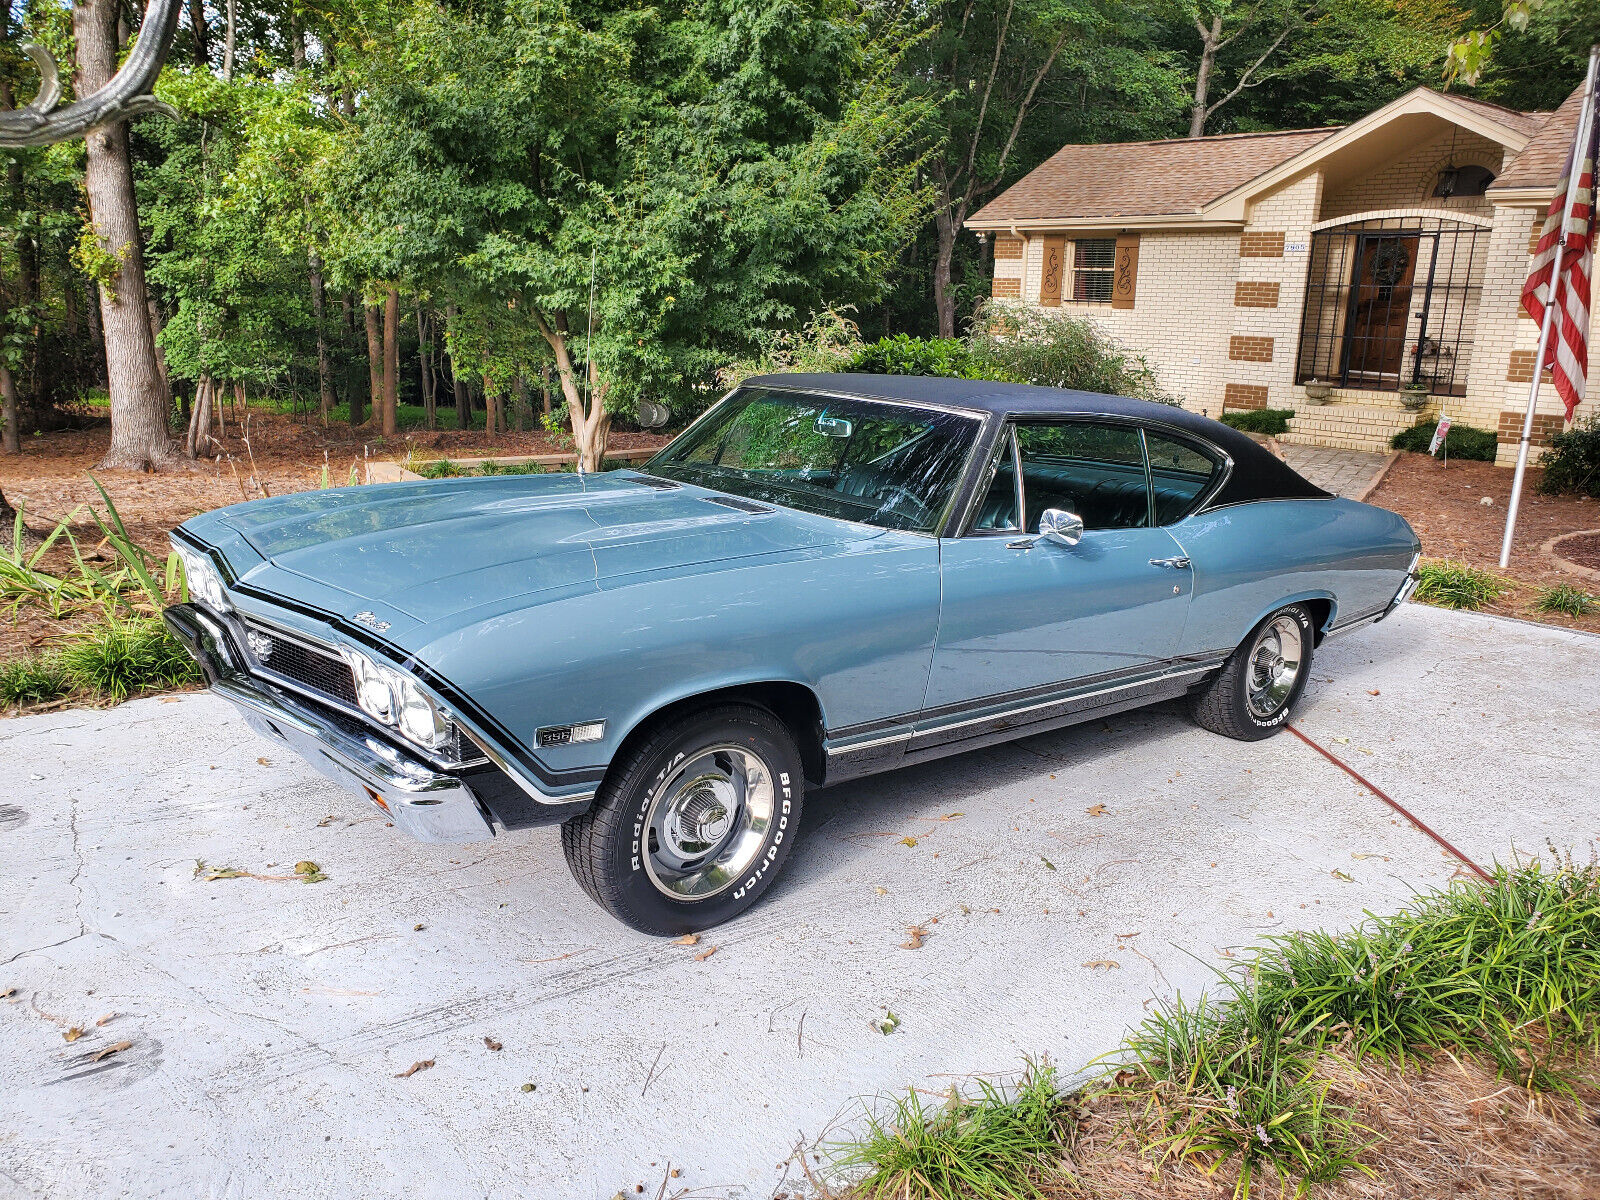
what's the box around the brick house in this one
[965,84,1594,461]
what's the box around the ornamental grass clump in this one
[56,618,200,703]
[1535,583,1598,617]
[1411,559,1504,610]
[0,655,74,707]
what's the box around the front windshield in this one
[645,387,980,533]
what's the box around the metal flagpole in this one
[1499,45,1600,568]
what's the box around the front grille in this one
[242,621,359,708]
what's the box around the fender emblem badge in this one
[352,610,391,633]
[245,630,274,661]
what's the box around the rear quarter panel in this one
[1170,498,1417,658]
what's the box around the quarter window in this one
[1072,239,1117,303]
[1144,431,1220,524]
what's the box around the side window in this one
[1144,431,1219,524]
[1014,421,1148,532]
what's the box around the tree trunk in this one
[535,314,610,472]
[381,289,400,437]
[1189,17,1221,137]
[308,255,334,421]
[446,304,470,430]
[222,0,236,79]
[186,373,212,458]
[76,0,177,470]
[360,300,380,427]
[540,364,552,417]
[1,361,18,454]
[932,207,959,338]
[0,487,14,525]
[146,297,170,394]
[417,305,435,429]
[513,373,529,433]
[188,0,208,65]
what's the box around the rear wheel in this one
[560,705,804,935]
[1190,604,1314,741]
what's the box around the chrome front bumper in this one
[165,604,495,843]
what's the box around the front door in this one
[924,421,1193,721]
[1343,233,1419,383]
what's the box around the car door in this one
[922,419,1196,725]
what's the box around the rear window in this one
[1144,431,1220,524]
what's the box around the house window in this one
[1072,239,1117,302]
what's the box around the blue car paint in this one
[173,388,1418,816]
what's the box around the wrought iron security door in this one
[1296,216,1487,397]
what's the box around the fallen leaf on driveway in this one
[672,933,699,946]
[160,696,182,703]
[95,1012,115,1027]
[1082,960,1120,970]
[937,812,964,821]
[873,887,888,895]
[257,757,271,765]
[395,1059,434,1078]
[1085,804,1108,817]
[1332,736,1351,744]
[900,926,928,950]
[899,836,918,847]
[1332,869,1355,882]
[1041,857,1056,870]
[1367,689,1380,696]
[293,861,327,883]
[91,1041,132,1063]
[63,1026,84,1042]
[1351,852,1390,862]
[483,1037,502,1052]
[693,945,718,962]
[871,1010,900,1035]
[0,988,15,1001]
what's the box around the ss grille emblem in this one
[352,610,391,633]
[245,630,274,661]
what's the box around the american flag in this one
[1522,87,1599,423]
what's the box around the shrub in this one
[1390,419,1498,461]
[965,299,1180,405]
[58,618,199,702]
[718,306,865,389]
[0,656,73,706]
[1220,408,1295,435]
[846,335,1001,380]
[1537,417,1600,497]
[1535,583,1598,617]
[1412,559,1505,610]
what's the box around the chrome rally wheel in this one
[1190,603,1316,741]
[1246,614,1306,719]
[643,746,776,900]
[561,705,804,935]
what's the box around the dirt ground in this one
[0,408,670,658]
[1367,452,1600,634]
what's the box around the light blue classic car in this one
[166,375,1420,933]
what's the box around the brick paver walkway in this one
[1280,445,1389,498]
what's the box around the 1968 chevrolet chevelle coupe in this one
[165,375,1419,934]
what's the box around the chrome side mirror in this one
[1036,508,1084,547]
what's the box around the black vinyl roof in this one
[747,373,1331,507]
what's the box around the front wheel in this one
[560,705,804,935]
[1190,603,1315,741]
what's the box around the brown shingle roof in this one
[1492,81,1587,192]
[1438,92,1548,139]
[968,127,1337,224]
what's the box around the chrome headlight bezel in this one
[340,645,454,752]
[172,540,233,613]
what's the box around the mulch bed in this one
[1556,532,1600,571]
[1366,452,1600,634]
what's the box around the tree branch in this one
[1204,21,1292,120]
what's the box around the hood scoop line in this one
[702,496,774,515]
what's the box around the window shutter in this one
[1112,234,1139,309]
[1040,236,1066,307]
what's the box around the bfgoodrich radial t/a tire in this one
[560,705,804,936]
[1190,603,1315,741]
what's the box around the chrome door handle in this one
[1149,556,1192,569]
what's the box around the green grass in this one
[1535,583,1598,617]
[828,861,1600,1199]
[1390,419,1499,462]
[830,1064,1063,1200]
[1411,559,1504,610]
[413,457,547,479]
[1219,408,1295,436]
[0,656,74,706]
[55,618,200,702]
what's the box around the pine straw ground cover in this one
[828,858,1600,1200]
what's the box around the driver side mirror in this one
[1036,508,1084,547]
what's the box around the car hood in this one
[213,470,876,624]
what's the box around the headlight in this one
[342,646,453,751]
[173,541,232,613]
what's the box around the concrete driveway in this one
[2,604,1596,1200]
